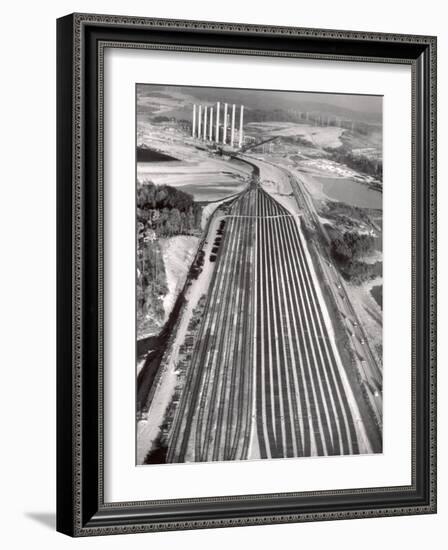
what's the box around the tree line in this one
[137,241,167,336]
[325,146,382,180]
[137,181,202,337]
[137,182,202,237]
[331,231,380,284]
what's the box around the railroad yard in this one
[136,85,383,465]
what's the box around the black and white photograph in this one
[1,1,441,544]
[136,84,383,465]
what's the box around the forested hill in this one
[136,181,202,338]
[137,181,202,237]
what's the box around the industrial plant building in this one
[191,102,245,148]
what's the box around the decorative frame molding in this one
[57,13,437,536]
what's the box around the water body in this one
[313,175,382,209]
[370,285,383,309]
[137,334,159,359]
[137,147,178,162]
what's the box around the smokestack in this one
[198,105,202,138]
[209,107,213,141]
[238,105,244,148]
[192,104,196,138]
[223,103,228,144]
[203,106,207,140]
[230,104,236,147]
[215,102,220,142]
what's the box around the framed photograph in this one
[57,13,437,536]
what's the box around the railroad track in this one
[168,188,256,462]
[167,173,372,462]
[255,188,365,457]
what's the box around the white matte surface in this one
[2,1,446,549]
[104,47,412,503]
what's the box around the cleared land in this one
[246,122,345,148]
[138,158,251,201]
[159,236,199,322]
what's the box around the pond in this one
[313,175,382,209]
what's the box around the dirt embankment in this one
[159,236,199,323]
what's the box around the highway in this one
[167,169,372,462]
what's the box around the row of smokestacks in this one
[192,102,244,148]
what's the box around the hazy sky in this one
[138,83,382,121]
